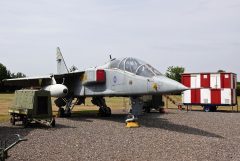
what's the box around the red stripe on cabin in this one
[221,73,231,88]
[191,89,201,104]
[181,74,191,87]
[200,73,210,88]
[211,89,221,104]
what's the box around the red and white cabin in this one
[182,73,237,89]
[181,72,237,106]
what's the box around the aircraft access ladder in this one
[164,95,183,110]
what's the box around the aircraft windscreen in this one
[146,64,162,76]
[109,57,163,77]
[136,65,155,77]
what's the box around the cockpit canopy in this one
[109,57,162,77]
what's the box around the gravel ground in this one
[1,109,240,161]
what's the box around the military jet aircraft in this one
[4,47,187,119]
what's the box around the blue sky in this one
[0,0,239,79]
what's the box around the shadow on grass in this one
[0,120,76,147]
[67,110,223,139]
[139,113,223,138]
[0,123,76,153]
[24,122,76,130]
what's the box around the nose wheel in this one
[56,97,84,117]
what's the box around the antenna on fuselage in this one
[109,54,115,61]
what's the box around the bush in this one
[237,84,240,96]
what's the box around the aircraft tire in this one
[106,107,111,117]
[10,115,15,125]
[22,116,28,128]
[143,106,151,113]
[58,108,65,117]
[98,107,111,117]
[211,106,217,112]
[64,108,72,117]
[51,118,56,127]
[204,106,211,112]
[98,108,105,116]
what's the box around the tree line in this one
[0,63,26,92]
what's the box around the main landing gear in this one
[55,97,85,117]
[91,97,111,117]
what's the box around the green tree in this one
[165,66,185,82]
[0,63,26,92]
[237,82,240,96]
[217,69,226,73]
[11,72,26,78]
[0,63,10,82]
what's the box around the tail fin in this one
[56,47,69,74]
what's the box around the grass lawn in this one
[0,94,15,122]
[0,94,131,123]
[0,93,239,123]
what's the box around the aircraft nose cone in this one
[154,76,188,93]
[174,82,189,91]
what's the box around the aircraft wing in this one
[54,71,85,79]
[3,70,85,89]
[3,76,52,87]
[54,71,85,84]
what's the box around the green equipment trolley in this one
[9,90,55,127]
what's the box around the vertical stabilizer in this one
[56,47,69,74]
